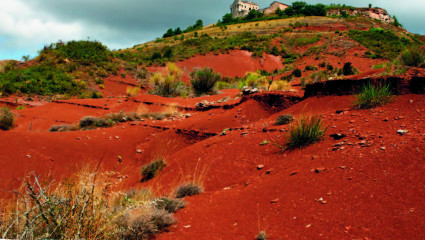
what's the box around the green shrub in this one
[174,183,203,198]
[285,115,327,149]
[0,107,14,130]
[154,198,186,213]
[348,28,414,59]
[399,47,425,67]
[190,67,221,95]
[292,68,302,77]
[79,116,110,129]
[275,114,294,125]
[342,62,355,75]
[141,158,167,182]
[353,83,393,109]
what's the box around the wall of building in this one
[260,2,289,15]
[231,0,259,18]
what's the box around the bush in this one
[353,83,393,109]
[116,207,176,240]
[190,67,221,95]
[0,107,14,130]
[292,68,302,77]
[174,183,203,198]
[154,198,186,213]
[285,115,327,149]
[141,158,167,182]
[149,63,186,97]
[79,116,110,129]
[342,62,355,75]
[275,114,294,125]
[399,47,425,67]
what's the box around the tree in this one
[174,27,182,35]
[221,13,235,24]
[163,28,174,38]
[291,1,307,14]
[368,3,372,8]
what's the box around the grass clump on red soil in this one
[279,115,327,149]
[174,183,204,198]
[0,107,14,130]
[149,63,188,97]
[256,230,268,240]
[353,83,393,109]
[274,114,294,125]
[141,158,167,182]
[190,67,222,95]
[153,198,187,213]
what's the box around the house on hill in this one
[231,0,289,18]
[230,0,259,18]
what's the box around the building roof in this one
[270,1,290,7]
[241,1,259,6]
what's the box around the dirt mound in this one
[304,68,425,98]
[147,50,284,81]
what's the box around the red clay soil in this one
[1,72,425,239]
[147,50,284,81]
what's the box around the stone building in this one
[231,0,289,18]
[230,0,260,18]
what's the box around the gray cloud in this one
[0,0,423,60]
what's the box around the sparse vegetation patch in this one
[353,83,393,109]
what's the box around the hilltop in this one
[1,3,425,239]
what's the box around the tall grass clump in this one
[284,115,327,149]
[174,183,203,198]
[353,83,393,109]
[0,107,14,130]
[141,158,167,182]
[190,67,221,95]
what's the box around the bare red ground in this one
[147,50,284,81]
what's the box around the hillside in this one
[1,8,425,240]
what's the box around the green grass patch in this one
[285,115,327,149]
[0,107,14,130]
[348,28,415,59]
[353,83,393,109]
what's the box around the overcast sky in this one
[0,0,423,60]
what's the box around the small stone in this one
[184,225,191,228]
[381,147,386,150]
[76,137,82,140]
[383,118,389,122]
[290,171,298,176]
[330,133,347,140]
[334,142,345,147]
[257,164,265,170]
[266,169,273,174]
[339,166,346,169]
[271,198,279,203]
[115,136,120,139]
[359,140,367,146]
[315,168,326,173]
[305,224,312,228]
[26,154,31,158]
[350,120,356,124]
[397,130,408,135]
[137,149,143,153]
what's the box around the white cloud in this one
[0,0,87,59]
